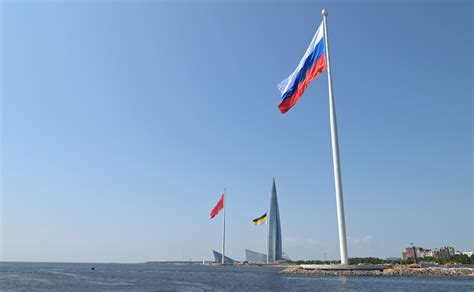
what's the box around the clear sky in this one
[1,0,472,263]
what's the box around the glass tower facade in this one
[245,249,267,263]
[212,250,234,264]
[268,178,282,262]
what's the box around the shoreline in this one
[282,264,474,277]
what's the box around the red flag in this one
[210,194,224,219]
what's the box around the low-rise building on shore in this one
[402,245,466,260]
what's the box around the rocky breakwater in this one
[383,264,474,277]
[282,266,384,276]
[282,264,474,277]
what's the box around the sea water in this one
[1,262,473,291]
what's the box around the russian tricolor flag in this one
[277,21,326,114]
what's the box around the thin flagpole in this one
[266,210,269,264]
[222,188,226,265]
[322,8,349,265]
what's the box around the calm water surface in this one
[0,262,473,291]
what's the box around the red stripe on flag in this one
[278,54,327,114]
[210,194,224,219]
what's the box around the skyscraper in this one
[268,178,282,262]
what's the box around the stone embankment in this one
[282,264,474,277]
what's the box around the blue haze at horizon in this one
[1,1,472,263]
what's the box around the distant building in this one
[402,246,459,260]
[245,178,285,263]
[463,251,473,257]
[213,250,235,264]
[433,246,455,259]
[245,249,267,263]
[402,247,432,260]
[423,250,434,258]
[268,178,283,262]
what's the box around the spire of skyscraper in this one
[268,178,282,262]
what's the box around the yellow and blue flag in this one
[252,213,268,225]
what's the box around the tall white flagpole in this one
[222,188,226,265]
[322,8,349,265]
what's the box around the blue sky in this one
[1,0,472,263]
